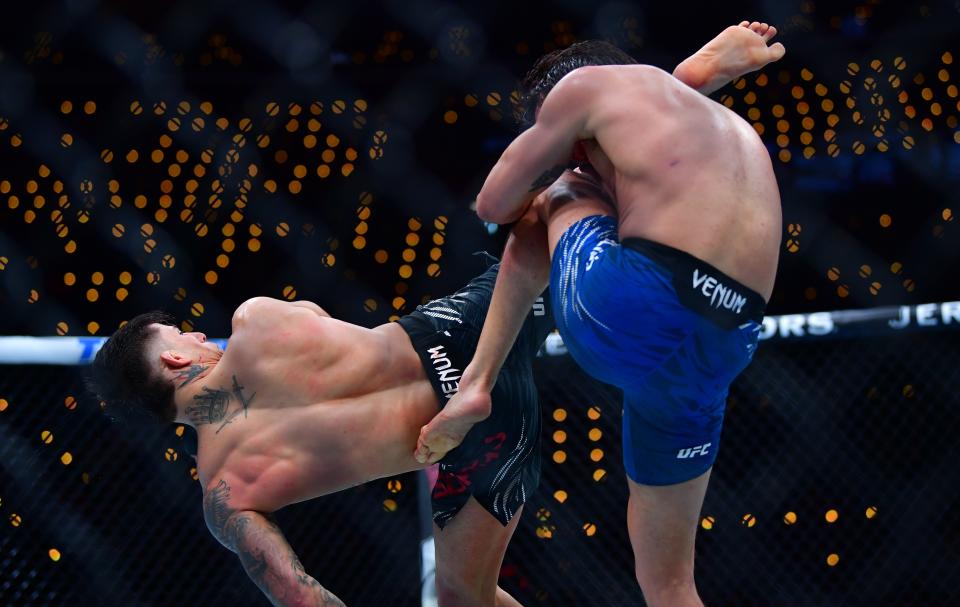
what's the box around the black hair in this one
[87,311,178,424]
[518,39,638,129]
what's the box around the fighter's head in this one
[88,311,220,423]
[519,39,638,130]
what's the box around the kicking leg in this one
[627,470,711,607]
[433,497,524,607]
[673,20,786,95]
[415,207,549,464]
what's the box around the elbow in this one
[476,192,520,225]
[475,192,499,224]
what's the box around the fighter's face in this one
[152,323,222,359]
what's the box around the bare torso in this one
[191,298,437,512]
[544,65,781,300]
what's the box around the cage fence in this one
[2,303,958,606]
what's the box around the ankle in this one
[673,55,719,94]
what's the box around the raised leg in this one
[673,21,786,95]
[415,209,549,464]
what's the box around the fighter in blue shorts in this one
[416,21,785,607]
[552,212,764,485]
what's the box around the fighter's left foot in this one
[675,21,786,94]
[414,388,492,464]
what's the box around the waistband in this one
[396,314,466,409]
[621,237,766,329]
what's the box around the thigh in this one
[433,496,524,602]
[621,383,724,486]
[549,214,625,380]
[627,470,711,597]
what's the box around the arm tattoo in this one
[204,479,346,606]
[292,554,317,587]
[529,163,573,192]
[175,364,208,388]
[185,374,256,433]
[204,479,255,556]
[286,544,346,605]
[243,545,269,583]
[203,479,236,543]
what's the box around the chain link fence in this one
[0,364,422,606]
[1,1,960,605]
[2,312,958,605]
[500,320,960,606]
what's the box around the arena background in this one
[1,0,959,605]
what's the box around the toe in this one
[750,21,762,33]
[769,42,786,61]
[765,25,778,41]
[739,20,750,27]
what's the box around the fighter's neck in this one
[171,361,223,428]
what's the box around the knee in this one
[635,567,701,607]
[435,580,464,607]
[435,573,492,607]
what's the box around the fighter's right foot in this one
[414,387,492,464]
[674,21,787,95]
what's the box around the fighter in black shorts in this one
[88,217,552,606]
[399,254,550,528]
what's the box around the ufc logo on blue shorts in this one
[676,443,712,459]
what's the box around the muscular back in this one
[193,297,436,513]
[581,65,781,298]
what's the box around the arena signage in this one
[538,300,960,356]
[757,300,960,341]
[0,304,957,364]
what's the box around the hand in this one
[414,385,493,464]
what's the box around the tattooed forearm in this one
[203,482,346,607]
[239,542,294,604]
[314,588,347,606]
[185,374,256,433]
[242,545,269,584]
[289,548,347,605]
[529,163,574,192]
[291,554,322,589]
[245,540,348,605]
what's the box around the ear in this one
[160,350,193,370]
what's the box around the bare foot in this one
[674,21,786,95]
[414,387,492,464]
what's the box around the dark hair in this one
[519,39,638,129]
[87,311,178,424]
